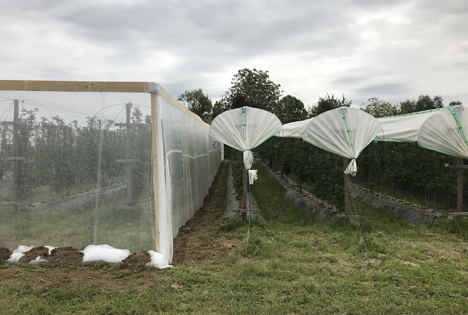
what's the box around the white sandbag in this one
[45,246,55,255]
[7,245,34,263]
[82,244,130,264]
[147,250,172,269]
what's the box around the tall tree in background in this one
[178,89,212,122]
[276,95,308,123]
[400,95,444,113]
[310,93,351,117]
[449,100,462,106]
[215,68,283,119]
[361,97,401,118]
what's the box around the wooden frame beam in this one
[0,80,150,93]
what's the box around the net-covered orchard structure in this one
[0,81,222,266]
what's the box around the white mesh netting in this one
[0,83,222,266]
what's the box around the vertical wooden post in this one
[125,103,133,206]
[457,157,463,213]
[12,100,19,210]
[343,157,351,215]
[240,166,248,221]
[150,93,160,253]
[94,119,103,244]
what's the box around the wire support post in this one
[445,158,465,217]
[1,100,26,212]
[347,176,369,247]
[114,102,142,208]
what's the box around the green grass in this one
[0,189,155,252]
[1,166,468,314]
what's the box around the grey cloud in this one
[333,77,363,87]
[357,83,410,97]
[1,0,468,108]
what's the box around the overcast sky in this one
[0,0,467,116]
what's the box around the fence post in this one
[151,92,160,253]
[1,100,25,210]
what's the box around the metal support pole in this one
[126,102,133,206]
[94,119,103,244]
[343,157,351,215]
[12,100,19,211]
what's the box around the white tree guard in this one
[303,107,382,175]
[209,106,282,169]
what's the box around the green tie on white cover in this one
[209,106,283,170]
[303,107,382,176]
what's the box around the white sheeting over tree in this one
[418,106,468,158]
[377,105,468,159]
[376,109,441,142]
[276,118,314,139]
[303,107,382,176]
[279,107,382,176]
[209,106,283,169]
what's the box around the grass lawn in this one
[1,166,468,314]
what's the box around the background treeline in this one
[183,68,464,212]
[0,106,152,201]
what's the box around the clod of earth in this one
[0,247,11,262]
[122,251,151,269]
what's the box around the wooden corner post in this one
[151,90,161,253]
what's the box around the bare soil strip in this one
[172,161,240,265]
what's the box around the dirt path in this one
[172,161,240,265]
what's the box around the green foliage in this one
[310,93,351,116]
[276,95,307,124]
[358,96,461,206]
[1,106,151,204]
[400,94,444,114]
[212,100,225,119]
[215,68,283,119]
[258,93,349,210]
[177,89,213,121]
[361,97,401,118]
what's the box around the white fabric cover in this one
[418,106,468,158]
[209,107,282,169]
[248,170,258,185]
[377,109,440,142]
[82,244,130,264]
[243,150,254,169]
[147,250,172,269]
[303,107,382,176]
[277,118,314,138]
[344,159,357,176]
